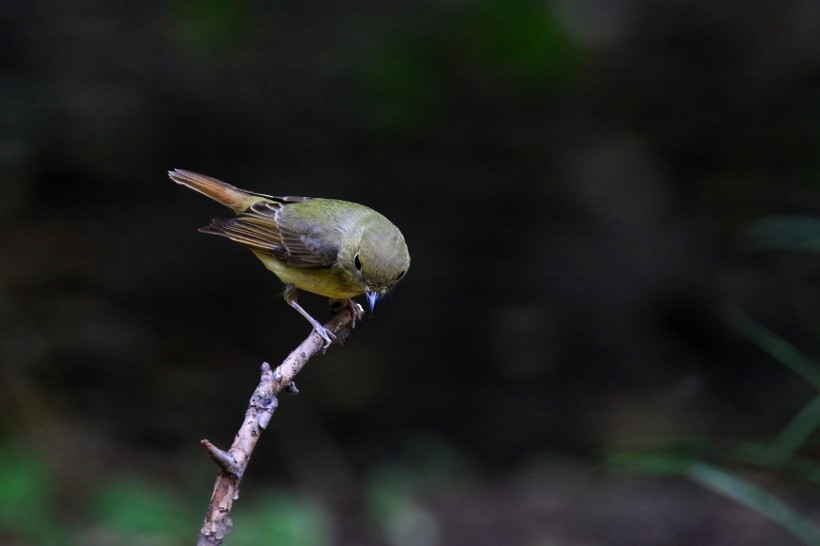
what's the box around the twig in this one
[196,302,362,546]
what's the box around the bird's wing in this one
[200,200,339,269]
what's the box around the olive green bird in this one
[169,169,410,346]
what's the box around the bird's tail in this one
[168,169,257,213]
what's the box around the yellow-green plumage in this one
[169,169,409,344]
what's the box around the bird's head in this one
[352,221,410,311]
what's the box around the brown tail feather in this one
[168,169,255,213]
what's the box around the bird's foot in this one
[285,285,337,350]
[329,298,364,327]
[315,323,337,351]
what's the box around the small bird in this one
[169,169,410,346]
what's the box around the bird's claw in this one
[329,298,364,328]
[350,302,365,324]
[315,324,337,351]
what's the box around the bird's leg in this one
[283,284,336,348]
[328,298,364,328]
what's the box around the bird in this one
[169,169,410,346]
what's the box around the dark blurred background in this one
[2,0,820,544]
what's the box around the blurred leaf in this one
[229,492,331,546]
[0,443,61,544]
[770,394,820,464]
[366,463,422,520]
[606,450,693,475]
[729,442,820,484]
[404,434,471,484]
[91,479,192,541]
[461,0,581,89]
[724,308,820,461]
[609,437,820,484]
[686,462,820,545]
[0,445,50,518]
[745,215,820,252]
[365,463,441,546]
[362,37,446,131]
[173,0,252,52]
[610,449,820,545]
[361,0,582,132]
[726,307,820,392]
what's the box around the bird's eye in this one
[354,253,362,272]
[395,269,406,281]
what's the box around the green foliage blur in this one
[608,217,820,545]
[0,446,60,544]
[363,0,581,131]
[0,437,469,545]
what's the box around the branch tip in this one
[202,440,239,474]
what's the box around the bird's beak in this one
[366,290,379,312]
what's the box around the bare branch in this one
[196,303,362,546]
